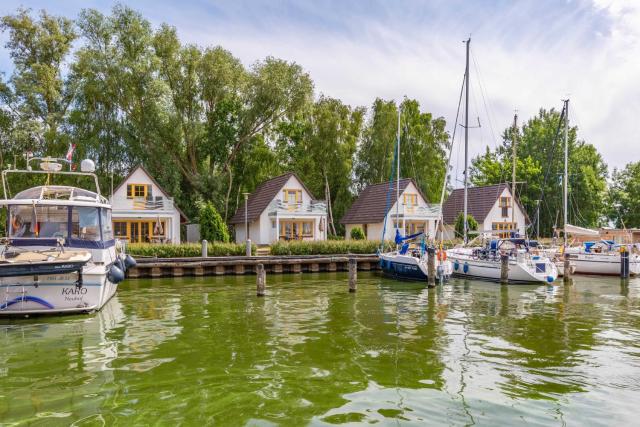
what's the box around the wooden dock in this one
[127,254,381,278]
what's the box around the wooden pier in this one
[127,254,380,278]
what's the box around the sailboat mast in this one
[563,99,569,247]
[511,113,518,229]
[463,37,470,244]
[396,104,401,233]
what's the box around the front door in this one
[130,222,140,243]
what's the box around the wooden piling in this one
[202,240,208,257]
[256,263,265,296]
[427,247,436,287]
[348,258,357,293]
[563,253,572,282]
[621,247,630,278]
[500,254,509,284]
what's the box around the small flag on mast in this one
[65,143,76,162]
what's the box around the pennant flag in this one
[65,143,76,162]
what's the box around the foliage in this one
[608,162,640,228]
[327,234,345,240]
[454,213,478,238]
[470,108,607,235]
[354,98,449,202]
[270,240,382,255]
[126,242,253,258]
[350,227,365,240]
[0,207,6,236]
[199,202,229,242]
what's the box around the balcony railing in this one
[398,204,441,217]
[267,199,327,216]
[110,196,176,212]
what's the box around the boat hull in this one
[568,253,640,276]
[447,249,557,284]
[379,252,452,282]
[0,264,118,316]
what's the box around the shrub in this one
[350,227,365,240]
[454,212,478,238]
[327,234,345,241]
[269,240,388,256]
[126,242,254,258]
[199,202,229,243]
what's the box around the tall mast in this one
[511,112,518,229]
[396,104,401,233]
[563,99,569,247]
[463,37,470,244]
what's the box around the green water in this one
[1,273,640,426]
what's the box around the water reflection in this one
[1,274,639,425]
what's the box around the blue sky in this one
[1,0,638,180]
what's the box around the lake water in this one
[1,273,640,426]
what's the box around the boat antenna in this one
[563,99,569,249]
[463,37,470,245]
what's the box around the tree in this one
[608,162,640,228]
[469,108,607,236]
[199,202,229,243]
[1,8,76,154]
[355,98,449,202]
[454,213,478,239]
[350,227,365,240]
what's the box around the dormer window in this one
[403,193,417,207]
[499,196,511,217]
[127,184,149,199]
[283,189,302,204]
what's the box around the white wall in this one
[234,175,327,245]
[481,187,527,236]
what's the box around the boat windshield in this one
[8,205,107,242]
[13,186,100,202]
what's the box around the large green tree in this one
[470,108,608,236]
[355,98,449,202]
[608,162,640,228]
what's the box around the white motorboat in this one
[447,238,558,284]
[562,240,640,276]
[0,156,135,315]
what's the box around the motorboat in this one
[447,237,558,284]
[0,155,135,315]
[562,240,640,276]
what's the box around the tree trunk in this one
[224,169,234,221]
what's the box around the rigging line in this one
[470,49,498,148]
[533,105,566,233]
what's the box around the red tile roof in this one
[229,173,316,224]
[340,178,427,224]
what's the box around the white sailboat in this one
[548,100,640,276]
[445,38,558,284]
[378,104,453,282]
[0,155,136,315]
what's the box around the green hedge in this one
[126,242,255,258]
[270,240,387,256]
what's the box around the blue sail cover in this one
[395,229,424,245]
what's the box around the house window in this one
[279,220,313,240]
[403,193,418,207]
[114,221,127,239]
[282,189,302,204]
[499,196,511,217]
[127,184,148,199]
[492,222,516,238]
[111,219,166,243]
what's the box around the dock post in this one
[202,240,208,258]
[246,239,252,257]
[621,247,630,279]
[348,258,357,293]
[563,253,572,283]
[427,247,436,288]
[256,263,265,296]
[500,254,509,284]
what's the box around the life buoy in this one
[441,250,447,261]
[436,251,442,261]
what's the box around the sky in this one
[1,0,638,185]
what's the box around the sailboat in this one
[549,100,640,276]
[445,38,558,284]
[378,106,453,282]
